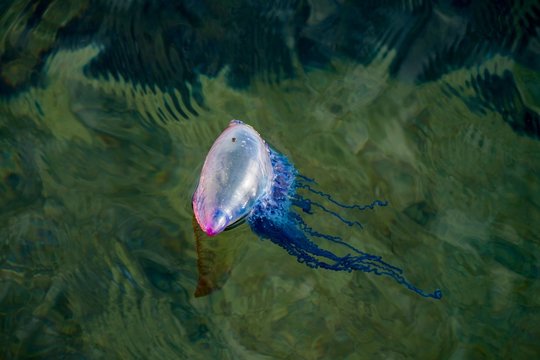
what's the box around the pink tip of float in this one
[193,206,228,237]
[199,223,226,237]
[204,228,220,237]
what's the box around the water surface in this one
[1,1,539,359]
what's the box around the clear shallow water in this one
[1,1,539,359]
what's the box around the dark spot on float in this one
[232,137,236,143]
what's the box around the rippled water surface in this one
[1,0,539,359]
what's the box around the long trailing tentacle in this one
[293,174,388,230]
[250,209,441,299]
[291,195,366,228]
[297,174,389,209]
[249,146,442,300]
[291,212,442,299]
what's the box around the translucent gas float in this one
[192,120,442,299]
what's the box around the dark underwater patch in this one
[1,0,539,142]
[466,69,540,139]
[417,0,540,83]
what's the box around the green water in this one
[1,1,540,359]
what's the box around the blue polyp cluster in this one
[247,147,442,300]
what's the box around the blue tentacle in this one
[247,146,442,300]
